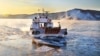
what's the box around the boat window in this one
[39,23,47,27]
[39,23,44,27]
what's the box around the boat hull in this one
[32,36,67,48]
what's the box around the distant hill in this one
[0,12,66,19]
[0,8,100,20]
[66,8,100,20]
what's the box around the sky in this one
[0,0,100,14]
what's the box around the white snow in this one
[0,19,100,56]
[66,9,95,20]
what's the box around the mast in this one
[42,8,45,17]
[38,9,40,18]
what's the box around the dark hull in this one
[32,36,67,48]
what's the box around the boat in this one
[30,10,68,48]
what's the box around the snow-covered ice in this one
[0,19,100,56]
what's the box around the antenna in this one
[42,8,44,13]
[42,8,45,16]
[37,9,40,18]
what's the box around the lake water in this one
[0,19,100,56]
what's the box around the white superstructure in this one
[30,9,68,47]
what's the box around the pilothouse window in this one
[40,23,44,27]
[39,23,47,28]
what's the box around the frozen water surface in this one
[0,19,100,56]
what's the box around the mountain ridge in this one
[66,8,100,20]
[0,8,100,20]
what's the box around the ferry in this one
[30,10,68,48]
